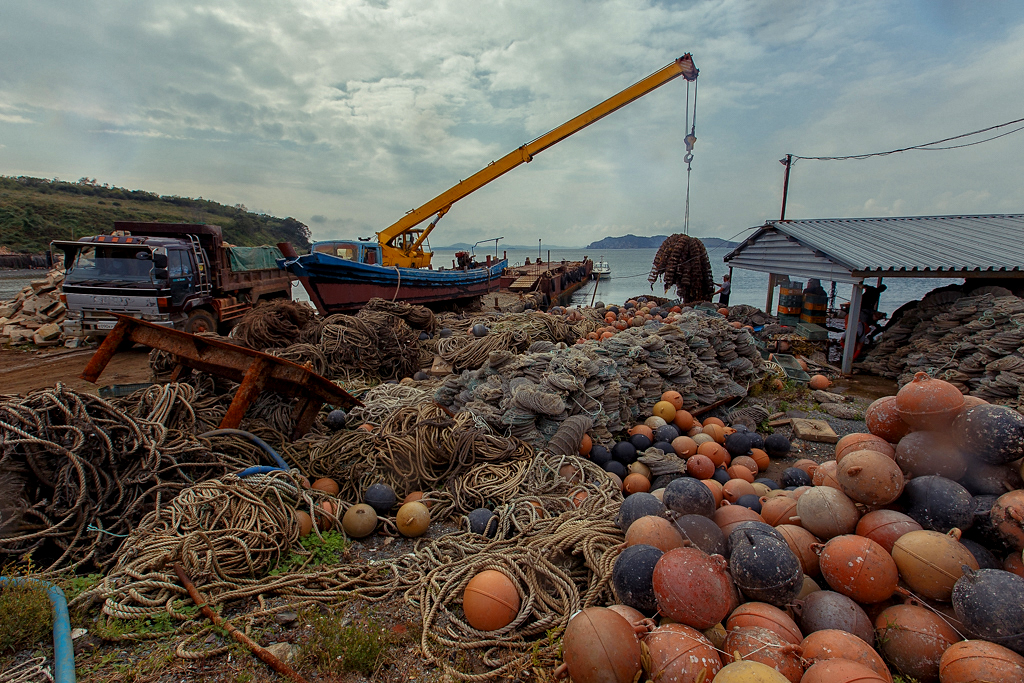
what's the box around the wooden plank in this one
[790,417,839,443]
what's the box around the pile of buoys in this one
[582,298,685,342]
[558,370,1024,683]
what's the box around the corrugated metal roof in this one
[725,214,1024,279]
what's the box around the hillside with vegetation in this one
[0,176,311,253]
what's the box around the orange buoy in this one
[674,409,695,431]
[793,459,819,477]
[686,454,714,480]
[723,478,757,504]
[800,630,892,683]
[713,504,764,537]
[703,423,727,443]
[896,371,965,432]
[811,460,842,490]
[629,424,655,440]
[653,547,734,629]
[835,433,896,462]
[358,423,374,433]
[837,449,904,505]
[801,658,889,683]
[623,473,651,494]
[463,570,521,631]
[726,602,803,645]
[722,626,804,682]
[891,529,980,601]
[760,496,800,527]
[727,465,755,483]
[579,433,593,457]
[776,524,821,577]
[395,501,431,537]
[652,400,677,423]
[702,478,724,507]
[562,607,641,683]
[875,603,958,683]
[855,509,922,554]
[606,604,645,626]
[294,510,313,537]
[713,659,790,683]
[559,464,582,484]
[672,435,699,457]
[718,307,730,316]
[624,515,683,552]
[865,395,911,443]
[311,477,340,496]
[662,390,684,410]
[817,535,898,603]
[939,640,1024,683]
[644,623,723,683]
[341,503,376,538]
[991,490,1024,550]
[809,374,831,390]
[571,489,589,509]
[1005,551,1024,578]
[698,441,729,467]
[316,500,336,531]
[732,455,759,477]
[750,448,770,471]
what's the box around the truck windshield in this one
[65,245,156,286]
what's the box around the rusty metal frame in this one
[81,313,361,439]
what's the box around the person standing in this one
[713,274,731,307]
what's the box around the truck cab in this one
[53,222,293,338]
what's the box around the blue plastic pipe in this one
[199,428,290,470]
[237,465,286,478]
[0,576,75,683]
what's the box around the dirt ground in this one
[0,345,152,395]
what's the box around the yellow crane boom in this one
[378,54,699,268]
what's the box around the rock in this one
[36,322,61,341]
[264,642,297,663]
[274,610,298,625]
[812,390,847,403]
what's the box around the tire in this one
[184,309,217,334]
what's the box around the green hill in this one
[0,176,311,253]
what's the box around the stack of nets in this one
[724,304,777,328]
[435,311,764,449]
[229,299,317,350]
[0,384,249,573]
[857,289,1024,410]
[648,233,715,302]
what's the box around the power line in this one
[790,114,1024,161]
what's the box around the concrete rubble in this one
[0,268,67,347]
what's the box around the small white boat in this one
[593,256,611,280]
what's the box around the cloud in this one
[0,1,1022,247]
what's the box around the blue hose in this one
[199,428,290,470]
[0,577,75,683]
[237,465,286,478]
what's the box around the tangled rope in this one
[363,297,436,331]
[0,384,247,573]
[230,300,316,350]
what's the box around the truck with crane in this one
[281,54,699,313]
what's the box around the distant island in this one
[585,234,738,250]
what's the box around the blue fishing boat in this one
[281,240,507,314]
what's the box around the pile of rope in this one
[229,300,316,350]
[363,297,436,332]
[857,289,1024,409]
[724,304,777,328]
[435,312,763,449]
[648,233,714,302]
[0,384,246,573]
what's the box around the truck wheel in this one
[184,310,217,334]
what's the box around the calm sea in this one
[4,247,958,316]
[430,246,959,315]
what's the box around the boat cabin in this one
[312,240,383,266]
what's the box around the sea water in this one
[430,246,960,316]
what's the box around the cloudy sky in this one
[2,1,1023,247]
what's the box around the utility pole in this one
[780,154,793,220]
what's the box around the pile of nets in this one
[0,384,248,572]
[724,303,777,328]
[648,233,715,302]
[857,289,1024,410]
[229,299,316,350]
[435,311,765,449]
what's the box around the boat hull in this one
[281,253,507,314]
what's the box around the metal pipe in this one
[199,429,290,470]
[0,577,75,683]
[842,281,864,375]
[780,154,793,220]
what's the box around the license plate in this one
[96,320,118,330]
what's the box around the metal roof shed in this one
[724,214,1024,374]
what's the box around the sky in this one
[2,0,1023,248]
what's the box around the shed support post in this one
[765,274,776,314]
[842,281,864,375]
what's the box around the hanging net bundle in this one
[648,233,715,302]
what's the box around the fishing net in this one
[648,233,715,302]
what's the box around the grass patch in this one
[271,530,351,574]
[0,580,52,654]
[300,612,388,676]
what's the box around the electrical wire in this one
[790,114,1024,161]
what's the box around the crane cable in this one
[683,78,698,235]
